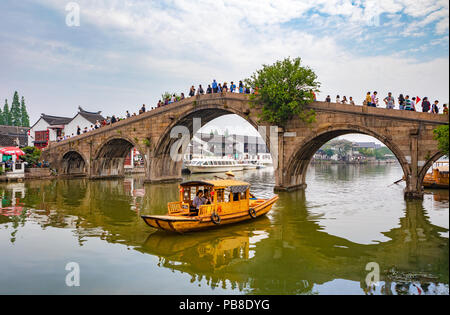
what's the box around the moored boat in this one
[423,161,449,189]
[141,180,278,233]
[186,159,244,174]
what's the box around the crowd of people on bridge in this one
[325,91,448,114]
[56,81,448,143]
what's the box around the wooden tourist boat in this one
[141,180,278,233]
[423,161,449,189]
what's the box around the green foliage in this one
[10,91,22,126]
[19,146,42,167]
[1,92,30,127]
[3,99,11,125]
[143,139,151,147]
[433,125,449,157]
[162,92,181,102]
[358,148,375,157]
[245,57,320,127]
[21,97,30,127]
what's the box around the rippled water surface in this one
[0,164,448,295]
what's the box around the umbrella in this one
[0,147,25,156]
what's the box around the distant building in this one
[0,125,30,148]
[64,107,105,138]
[28,107,105,149]
[352,142,382,150]
[28,114,72,149]
[184,133,269,160]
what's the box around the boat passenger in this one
[203,190,212,205]
[192,190,205,214]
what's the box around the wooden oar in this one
[388,178,404,187]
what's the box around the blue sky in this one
[0,0,448,141]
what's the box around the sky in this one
[0,0,449,144]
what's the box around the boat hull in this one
[142,196,278,233]
[187,165,244,174]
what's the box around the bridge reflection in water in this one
[0,173,448,295]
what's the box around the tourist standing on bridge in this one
[111,115,117,124]
[349,97,355,105]
[222,83,228,92]
[326,95,331,103]
[141,104,146,113]
[432,100,440,114]
[443,104,448,115]
[197,85,204,95]
[421,97,431,113]
[370,92,378,107]
[230,82,236,93]
[341,96,347,104]
[212,80,218,93]
[364,92,371,106]
[77,126,81,136]
[180,93,185,100]
[126,111,131,118]
[189,86,196,97]
[206,85,212,94]
[336,95,340,103]
[384,92,395,109]
[404,96,413,111]
[398,94,406,110]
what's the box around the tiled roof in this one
[0,125,29,147]
[41,114,73,126]
[77,107,105,124]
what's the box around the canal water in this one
[0,164,448,295]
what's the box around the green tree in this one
[0,107,4,125]
[161,92,181,102]
[11,91,22,126]
[3,99,11,126]
[246,57,320,127]
[433,125,449,157]
[21,96,30,127]
[19,146,42,168]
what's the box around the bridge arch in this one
[60,150,88,176]
[92,135,148,179]
[149,103,270,182]
[418,151,447,188]
[282,124,411,191]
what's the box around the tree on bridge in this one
[433,125,449,157]
[246,57,320,127]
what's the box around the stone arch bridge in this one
[41,93,448,199]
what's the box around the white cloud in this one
[4,0,449,123]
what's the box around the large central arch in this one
[149,104,271,183]
[283,124,411,191]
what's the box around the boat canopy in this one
[181,180,250,191]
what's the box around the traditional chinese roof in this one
[181,180,250,188]
[76,107,105,124]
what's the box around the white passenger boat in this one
[186,158,245,174]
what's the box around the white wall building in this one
[28,114,72,149]
[28,108,105,149]
[64,107,105,137]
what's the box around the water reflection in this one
[0,166,448,295]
